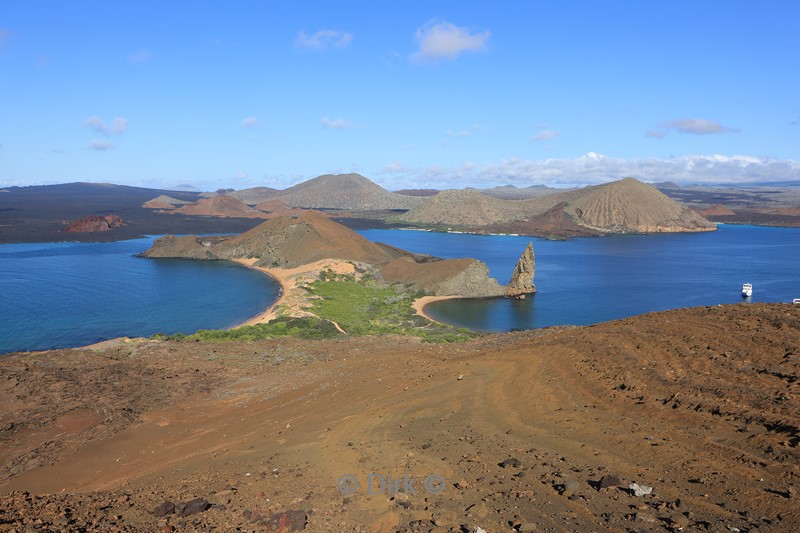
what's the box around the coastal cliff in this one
[506,241,536,297]
[63,214,126,233]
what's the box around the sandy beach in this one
[234,258,468,329]
[232,258,358,326]
[411,294,464,324]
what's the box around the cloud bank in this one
[412,20,490,63]
[379,153,800,189]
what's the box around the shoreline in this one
[230,258,296,327]
[230,258,360,328]
[411,294,466,325]
[232,258,470,330]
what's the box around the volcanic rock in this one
[142,195,189,209]
[506,242,536,297]
[173,195,266,218]
[378,256,504,297]
[272,173,422,210]
[63,214,126,233]
[401,177,715,236]
[695,204,736,217]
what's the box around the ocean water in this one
[1,225,797,354]
[0,237,280,354]
[358,225,800,332]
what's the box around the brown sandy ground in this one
[1,303,798,532]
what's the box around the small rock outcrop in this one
[506,242,536,297]
[63,214,126,233]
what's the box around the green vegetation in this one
[305,274,475,342]
[185,316,342,341]
[156,270,475,343]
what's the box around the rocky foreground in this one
[1,303,798,532]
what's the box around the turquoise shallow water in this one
[0,237,280,354]
[357,224,800,332]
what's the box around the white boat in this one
[793,298,800,305]
[742,283,753,297]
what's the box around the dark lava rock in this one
[599,474,621,489]
[152,501,175,517]
[175,498,210,517]
[63,214,126,233]
[500,457,522,468]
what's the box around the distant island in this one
[141,213,537,332]
[3,173,800,244]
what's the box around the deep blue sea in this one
[357,225,800,332]
[1,225,798,353]
[0,237,280,354]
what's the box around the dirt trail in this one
[1,304,798,531]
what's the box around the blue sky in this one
[1,1,798,191]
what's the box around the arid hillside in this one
[402,177,716,236]
[172,195,267,218]
[1,303,797,531]
[399,189,521,227]
[564,177,714,233]
[275,173,423,211]
[142,213,507,297]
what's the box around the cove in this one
[358,225,800,332]
[0,237,281,354]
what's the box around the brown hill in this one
[224,213,402,268]
[696,204,737,216]
[143,213,512,296]
[400,189,522,227]
[402,177,715,235]
[63,214,126,233]
[254,198,291,213]
[228,186,279,205]
[143,213,402,268]
[379,256,504,297]
[173,195,266,218]
[274,173,423,210]
[141,195,190,209]
[564,177,715,233]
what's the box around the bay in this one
[358,225,800,332]
[0,237,280,354]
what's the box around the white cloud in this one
[649,118,740,138]
[446,129,471,138]
[378,153,800,188]
[321,116,352,130]
[241,116,260,128]
[88,140,115,151]
[412,20,490,63]
[295,29,352,50]
[128,49,152,63]
[384,160,411,174]
[532,129,560,143]
[84,116,128,136]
